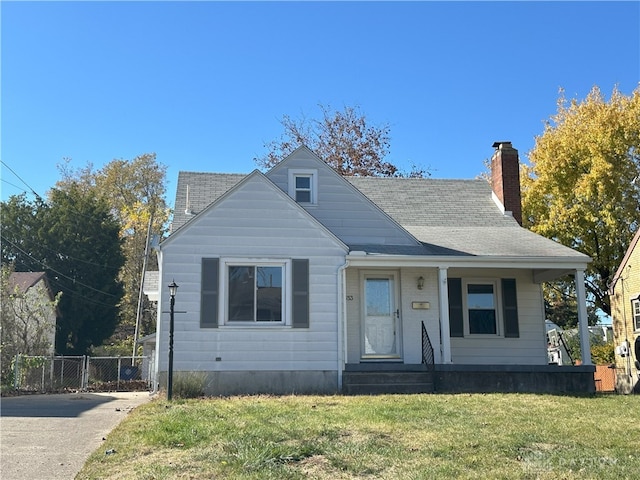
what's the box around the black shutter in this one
[448,278,464,337]
[502,278,519,338]
[201,258,219,328]
[292,259,309,328]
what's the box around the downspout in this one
[337,259,349,392]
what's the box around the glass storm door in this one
[362,274,401,358]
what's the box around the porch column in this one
[438,267,452,364]
[575,269,592,366]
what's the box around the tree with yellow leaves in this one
[522,85,640,316]
[56,154,170,353]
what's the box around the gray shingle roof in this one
[345,178,512,227]
[169,171,589,260]
[345,177,586,258]
[172,172,245,232]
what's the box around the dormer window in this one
[288,169,317,204]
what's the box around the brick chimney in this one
[490,141,522,225]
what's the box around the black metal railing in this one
[421,321,435,370]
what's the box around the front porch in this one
[341,261,596,394]
[341,321,596,395]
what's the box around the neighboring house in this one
[139,271,160,382]
[6,272,58,355]
[151,142,595,395]
[609,229,640,394]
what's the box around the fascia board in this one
[345,253,591,270]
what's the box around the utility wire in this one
[1,226,122,272]
[1,160,43,200]
[1,178,27,193]
[1,235,121,299]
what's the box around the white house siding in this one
[267,150,419,246]
[157,174,348,395]
[344,267,441,365]
[345,266,546,366]
[448,268,548,365]
[399,268,441,364]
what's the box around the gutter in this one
[345,253,591,270]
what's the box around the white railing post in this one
[438,267,452,364]
[575,269,593,366]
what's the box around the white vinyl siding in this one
[158,174,347,376]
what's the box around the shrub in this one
[173,371,208,399]
[591,341,615,365]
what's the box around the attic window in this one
[288,169,318,204]
[295,176,312,202]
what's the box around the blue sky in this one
[2,1,639,206]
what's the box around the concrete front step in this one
[342,370,434,395]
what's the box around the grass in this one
[77,393,640,479]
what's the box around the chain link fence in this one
[12,355,152,392]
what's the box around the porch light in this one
[417,276,425,290]
[169,280,179,298]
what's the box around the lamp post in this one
[167,280,179,401]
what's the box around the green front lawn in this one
[77,393,640,479]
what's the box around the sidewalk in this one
[1,391,152,480]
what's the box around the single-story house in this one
[609,228,640,394]
[7,271,59,356]
[151,142,595,395]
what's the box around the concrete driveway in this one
[1,391,152,480]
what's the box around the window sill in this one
[220,323,290,329]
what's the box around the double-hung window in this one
[448,278,519,338]
[228,264,284,323]
[633,297,640,331]
[466,282,498,335]
[200,258,310,328]
[294,176,312,203]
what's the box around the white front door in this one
[362,273,401,359]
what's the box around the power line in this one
[1,178,27,193]
[1,235,121,299]
[1,225,122,272]
[1,160,43,200]
[45,276,123,310]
